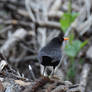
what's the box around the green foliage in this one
[65,38,87,81]
[69,33,74,44]
[65,40,81,57]
[60,13,78,33]
[79,58,84,65]
[59,0,86,82]
[67,66,75,80]
[64,34,88,82]
[80,40,88,49]
[66,57,76,82]
[65,39,88,57]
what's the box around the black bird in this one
[38,32,69,76]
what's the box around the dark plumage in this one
[38,37,63,68]
[38,32,69,76]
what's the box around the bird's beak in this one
[64,37,69,40]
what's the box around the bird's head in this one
[58,32,69,43]
[50,32,69,46]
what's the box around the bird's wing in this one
[38,48,61,61]
[51,49,62,61]
[38,50,47,63]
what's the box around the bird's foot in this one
[49,74,59,80]
[40,74,49,78]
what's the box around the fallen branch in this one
[80,63,90,92]
[23,77,53,92]
[50,0,62,12]
[0,28,27,56]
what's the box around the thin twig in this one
[25,0,35,22]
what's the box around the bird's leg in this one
[43,66,47,76]
[43,66,45,75]
[49,67,55,77]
